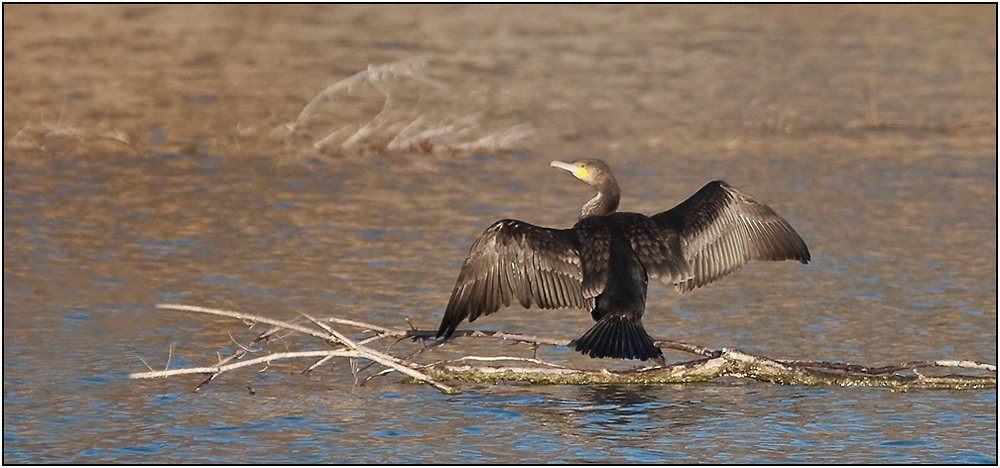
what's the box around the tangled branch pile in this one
[130,304,997,395]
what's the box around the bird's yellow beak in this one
[550,160,588,179]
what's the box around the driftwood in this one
[129,304,997,395]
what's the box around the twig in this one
[146,304,459,395]
[131,350,354,379]
[779,359,997,374]
[165,344,174,371]
[407,328,571,347]
[303,355,337,374]
[654,340,721,358]
[430,355,577,371]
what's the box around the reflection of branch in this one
[132,304,996,393]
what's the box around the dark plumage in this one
[436,159,810,361]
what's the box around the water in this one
[4,4,996,464]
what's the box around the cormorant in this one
[436,159,810,361]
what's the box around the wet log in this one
[423,350,996,390]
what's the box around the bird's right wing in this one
[436,219,589,339]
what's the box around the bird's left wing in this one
[436,219,587,339]
[650,181,810,293]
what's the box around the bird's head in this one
[550,159,620,217]
[550,159,612,187]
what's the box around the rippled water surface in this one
[4,4,996,464]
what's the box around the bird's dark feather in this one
[436,220,586,339]
[651,181,810,293]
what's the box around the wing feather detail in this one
[437,219,587,338]
[650,181,810,293]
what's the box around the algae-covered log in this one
[424,349,996,390]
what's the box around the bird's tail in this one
[574,315,662,361]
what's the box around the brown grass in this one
[276,58,534,156]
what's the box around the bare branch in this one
[150,304,459,395]
[131,350,356,379]
[165,344,174,371]
[133,353,154,372]
[303,355,337,374]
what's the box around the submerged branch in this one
[132,304,996,393]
